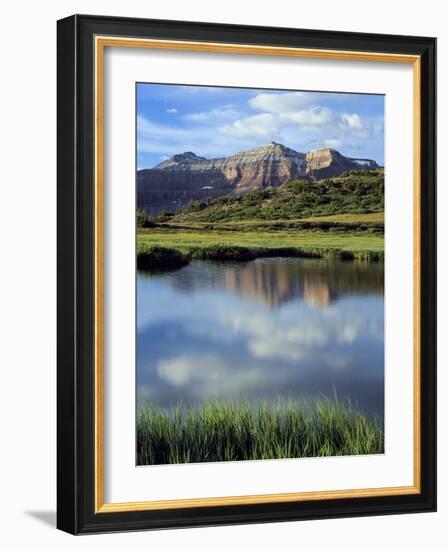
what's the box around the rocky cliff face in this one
[305,148,378,179]
[137,167,231,215]
[138,142,379,214]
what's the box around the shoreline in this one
[137,243,384,272]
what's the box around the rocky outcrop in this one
[305,148,378,179]
[137,142,379,214]
[155,151,207,170]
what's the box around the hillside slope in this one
[168,169,384,223]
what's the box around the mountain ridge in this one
[138,142,380,215]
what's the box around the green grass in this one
[161,211,384,229]
[300,212,384,223]
[137,226,384,269]
[164,219,383,234]
[137,397,384,465]
[138,226,384,253]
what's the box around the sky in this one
[136,83,384,170]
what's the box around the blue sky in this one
[136,83,384,169]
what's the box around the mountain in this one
[137,142,379,215]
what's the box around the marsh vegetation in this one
[137,397,384,465]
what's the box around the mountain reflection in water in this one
[137,257,384,418]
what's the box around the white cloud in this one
[137,114,239,158]
[248,338,306,361]
[340,113,363,129]
[218,309,367,365]
[249,91,314,114]
[337,321,362,343]
[183,112,209,122]
[157,355,264,395]
[157,356,194,386]
[220,99,334,142]
[166,107,177,114]
[220,113,281,139]
[337,112,382,142]
[246,93,375,148]
[218,90,336,143]
[183,105,238,122]
[283,106,333,126]
[246,321,328,361]
[137,113,286,161]
[324,138,343,148]
[249,92,333,128]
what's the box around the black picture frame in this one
[57,14,436,535]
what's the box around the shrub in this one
[186,199,207,212]
[284,179,309,194]
[136,208,156,228]
[137,246,189,272]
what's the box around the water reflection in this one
[137,258,384,418]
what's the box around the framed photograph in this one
[57,14,436,534]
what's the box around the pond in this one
[137,257,384,419]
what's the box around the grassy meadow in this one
[136,214,384,270]
[137,397,384,465]
[137,222,384,254]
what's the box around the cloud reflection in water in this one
[137,258,384,418]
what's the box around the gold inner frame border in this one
[94,36,421,513]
